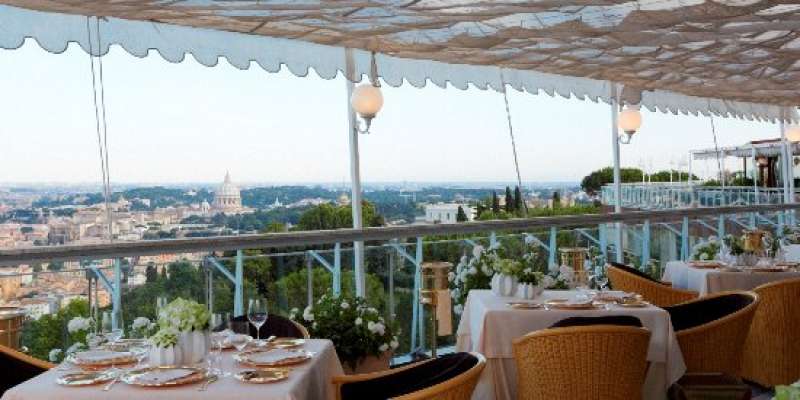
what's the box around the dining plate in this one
[234,368,290,384]
[614,301,649,308]
[56,371,116,386]
[506,302,544,309]
[67,350,137,368]
[268,338,306,349]
[121,366,206,387]
[688,261,723,269]
[234,348,314,367]
[546,301,603,310]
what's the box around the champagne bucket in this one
[421,262,451,305]
[742,230,766,254]
[560,248,589,285]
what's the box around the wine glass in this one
[229,334,251,352]
[594,266,609,292]
[247,299,268,342]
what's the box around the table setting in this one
[2,297,344,400]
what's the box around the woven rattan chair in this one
[0,344,54,395]
[607,262,697,307]
[513,325,651,400]
[665,291,759,378]
[333,352,485,400]
[230,314,309,339]
[741,278,800,387]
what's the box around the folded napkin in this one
[246,349,301,364]
[135,368,195,385]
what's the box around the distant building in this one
[212,172,244,214]
[424,203,474,224]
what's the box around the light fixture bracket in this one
[619,130,635,144]
[355,115,374,134]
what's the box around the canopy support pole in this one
[610,85,623,263]
[345,49,366,297]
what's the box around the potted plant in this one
[491,258,521,297]
[156,298,210,364]
[450,245,498,315]
[515,267,547,299]
[291,293,398,374]
[149,327,182,366]
[691,236,721,261]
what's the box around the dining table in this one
[2,338,344,400]
[456,290,685,400]
[662,260,800,296]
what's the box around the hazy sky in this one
[0,40,784,185]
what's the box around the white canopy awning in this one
[692,140,800,160]
[1,1,798,122]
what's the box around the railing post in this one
[235,250,244,317]
[112,258,121,331]
[388,247,395,320]
[489,231,498,249]
[548,227,557,267]
[333,243,341,297]
[718,215,725,238]
[681,217,690,261]
[598,224,608,261]
[641,220,650,270]
[411,237,424,352]
[206,264,214,313]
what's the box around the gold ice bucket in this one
[420,262,452,305]
[742,230,766,254]
[560,247,589,285]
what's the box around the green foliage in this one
[513,187,523,211]
[504,187,514,214]
[551,191,561,208]
[491,191,500,213]
[296,202,384,231]
[274,268,386,314]
[47,261,64,271]
[581,167,644,195]
[21,299,90,361]
[456,206,468,222]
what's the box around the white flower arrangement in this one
[130,316,156,339]
[67,317,92,334]
[692,236,721,261]
[48,348,62,362]
[157,298,210,332]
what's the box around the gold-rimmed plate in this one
[614,301,650,308]
[688,261,724,269]
[546,302,603,310]
[234,349,314,367]
[121,366,206,387]
[56,371,117,386]
[506,302,544,309]
[268,338,306,349]
[67,350,137,369]
[234,368,290,384]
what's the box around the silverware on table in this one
[102,373,121,392]
[198,374,218,391]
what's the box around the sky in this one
[0,40,784,185]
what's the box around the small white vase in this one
[149,345,182,367]
[491,273,518,297]
[516,283,544,300]
[179,330,209,364]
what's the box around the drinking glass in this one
[229,334,251,352]
[247,299,268,341]
[101,311,113,334]
[207,314,224,375]
[594,266,609,292]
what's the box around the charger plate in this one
[121,366,206,387]
[234,368,290,384]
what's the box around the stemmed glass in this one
[594,266,609,292]
[247,299,268,343]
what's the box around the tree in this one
[21,299,90,361]
[552,191,561,208]
[145,263,158,283]
[513,186,523,212]
[456,206,468,222]
[504,187,514,213]
[491,191,500,213]
[580,167,645,195]
[475,202,486,218]
[47,261,64,271]
[31,264,42,273]
[297,202,383,231]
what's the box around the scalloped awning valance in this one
[0,1,798,122]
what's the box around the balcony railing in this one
[1,203,799,362]
[602,183,790,209]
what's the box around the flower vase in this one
[149,345,182,367]
[516,283,544,300]
[179,330,209,365]
[490,273,518,297]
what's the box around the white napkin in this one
[135,368,195,385]
[246,349,300,364]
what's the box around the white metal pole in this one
[781,109,791,204]
[345,49,366,297]
[752,146,759,204]
[611,86,624,263]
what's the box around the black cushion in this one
[0,349,48,395]
[609,262,664,285]
[230,314,304,338]
[550,315,644,329]
[340,352,478,400]
[664,293,755,332]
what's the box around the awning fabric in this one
[2,1,799,122]
[692,141,800,160]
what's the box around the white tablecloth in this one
[455,290,685,400]
[784,244,800,262]
[662,261,800,296]
[2,339,343,400]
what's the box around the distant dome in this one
[217,172,240,197]
[212,172,243,214]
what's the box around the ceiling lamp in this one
[618,105,642,144]
[351,83,383,134]
[786,124,800,142]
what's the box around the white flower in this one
[67,317,91,333]
[132,317,150,330]
[367,321,386,336]
[355,317,363,326]
[460,255,468,264]
[66,342,85,355]
[447,272,455,282]
[472,245,484,258]
[48,349,62,362]
[468,266,477,275]
[340,301,349,309]
[453,304,464,315]
[523,267,532,274]
[489,241,501,250]
[524,234,535,245]
[303,306,315,322]
[312,322,317,330]
[390,337,399,349]
[451,288,460,299]
[367,307,378,314]
[543,276,555,288]
[700,253,709,260]
[379,343,389,352]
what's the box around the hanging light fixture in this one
[618,105,642,144]
[786,124,800,142]
[350,52,383,134]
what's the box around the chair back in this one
[550,315,643,328]
[666,291,759,377]
[230,314,309,339]
[742,278,800,386]
[0,344,53,395]
[513,325,651,400]
[607,263,697,307]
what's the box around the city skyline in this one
[0,40,784,184]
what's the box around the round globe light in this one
[619,107,642,134]
[786,125,800,142]
[350,83,383,118]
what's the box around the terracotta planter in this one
[343,351,392,375]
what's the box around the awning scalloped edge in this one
[0,4,793,123]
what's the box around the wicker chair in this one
[607,262,697,307]
[665,291,759,377]
[230,314,309,339]
[0,344,54,395]
[741,278,800,387]
[513,325,651,400]
[333,352,485,400]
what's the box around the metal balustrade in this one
[1,203,799,359]
[602,184,789,209]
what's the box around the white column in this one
[610,85,623,263]
[345,49,366,297]
[781,110,792,204]
[751,146,759,204]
